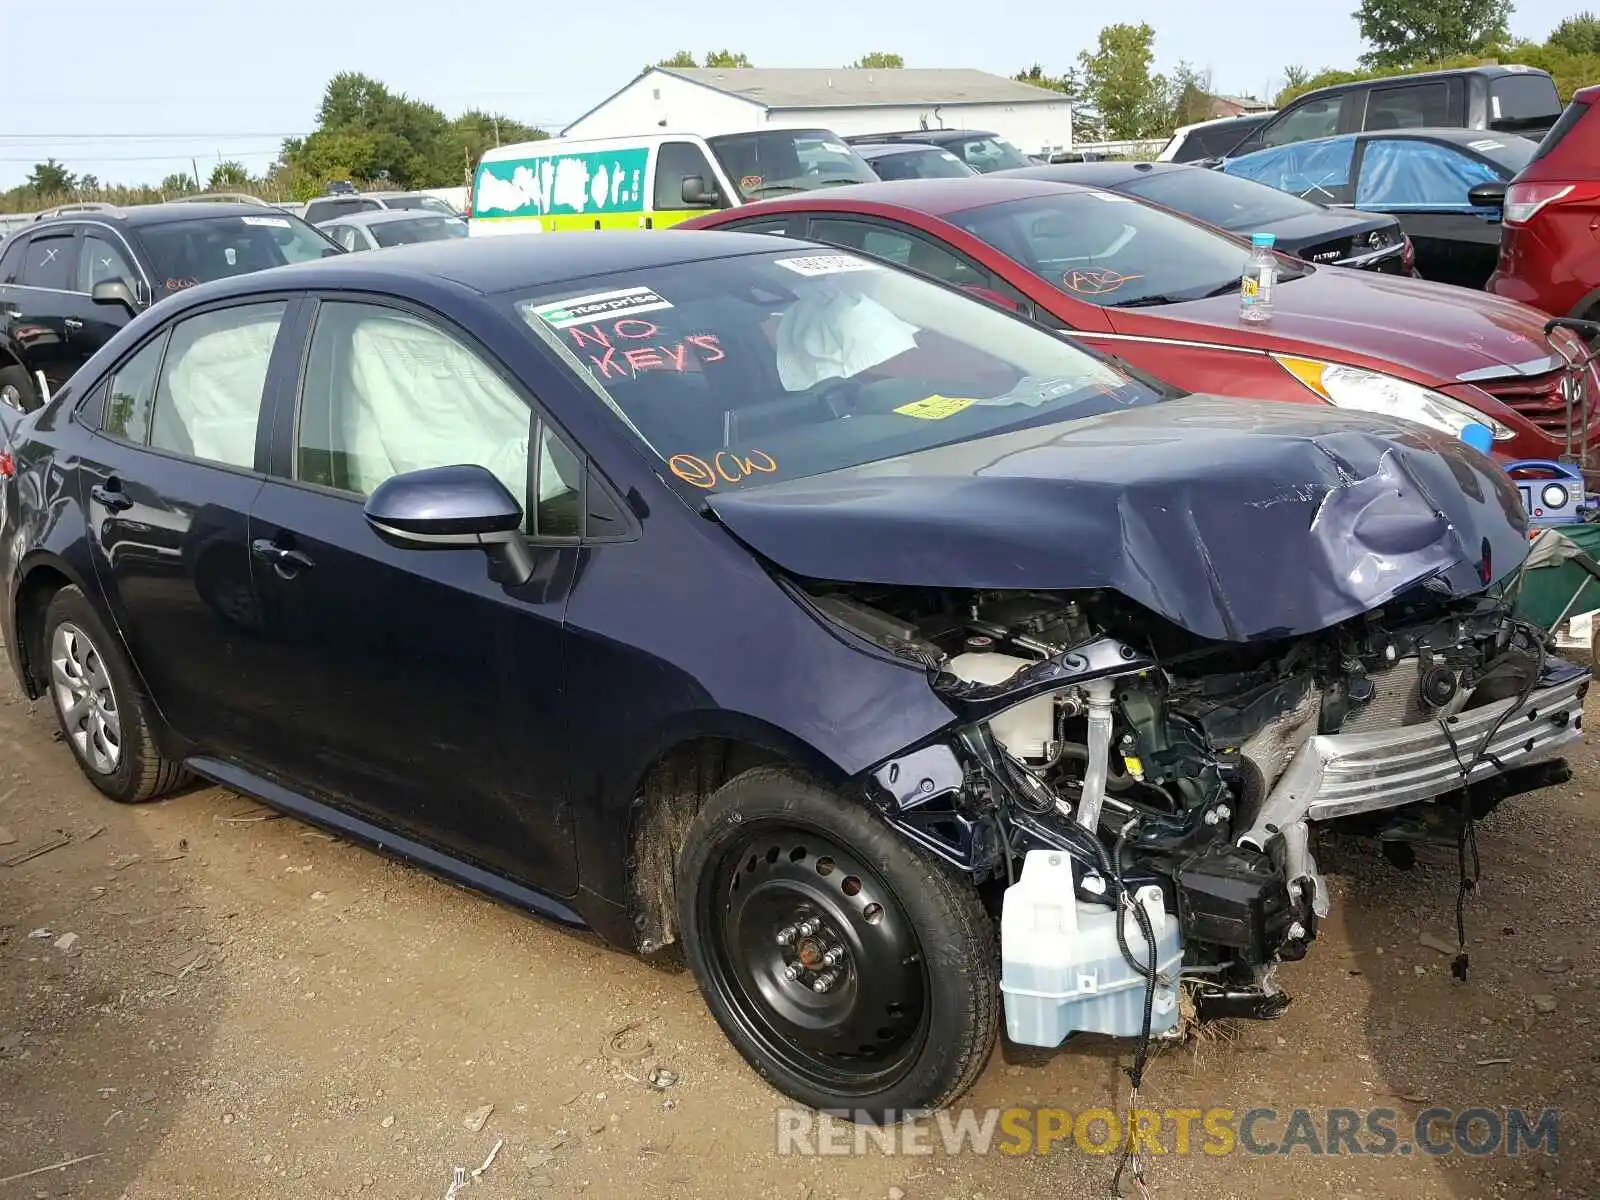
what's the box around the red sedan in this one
[681,178,1597,461]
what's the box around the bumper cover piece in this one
[1240,662,1587,917]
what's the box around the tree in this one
[1282,64,1311,90]
[655,50,698,68]
[1166,61,1215,128]
[1078,23,1170,140]
[703,49,753,68]
[1353,0,1512,68]
[452,110,547,174]
[208,161,250,189]
[850,52,904,69]
[160,172,196,195]
[26,159,74,196]
[1549,11,1600,55]
[1014,63,1083,99]
[77,174,101,194]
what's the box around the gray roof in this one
[659,67,1065,109]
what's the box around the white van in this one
[468,129,879,236]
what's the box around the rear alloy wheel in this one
[677,766,997,1119]
[42,586,187,803]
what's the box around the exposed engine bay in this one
[812,581,1589,1043]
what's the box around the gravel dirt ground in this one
[0,652,1594,1200]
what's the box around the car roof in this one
[1242,127,1535,151]
[707,176,1090,217]
[1292,63,1548,99]
[322,208,463,228]
[31,202,301,232]
[167,229,809,303]
[996,161,1183,187]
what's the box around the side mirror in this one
[681,175,719,208]
[91,279,139,314]
[363,463,535,586]
[1469,180,1508,210]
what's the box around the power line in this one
[0,150,284,164]
[0,132,308,141]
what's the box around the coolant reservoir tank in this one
[948,651,1054,761]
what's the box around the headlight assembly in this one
[1273,355,1515,442]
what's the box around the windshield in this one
[510,250,1161,494]
[1490,74,1562,133]
[1119,166,1319,230]
[869,147,977,180]
[950,192,1305,309]
[707,130,879,200]
[383,194,459,214]
[370,215,468,247]
[945,135,1032,172]
[136,213,339,294]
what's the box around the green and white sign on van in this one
[475,148,649,228]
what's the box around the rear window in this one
[382,195,458,214]
[1531,99,1591,164]
[1491,74,1563,131]
[1119,167,1318,230]
[509,252,1161,495]
[134,214,339,294]
[868,148,975,180]
[945,136,1032,172]
[369,215,468,247]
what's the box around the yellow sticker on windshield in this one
[894,395,978,420]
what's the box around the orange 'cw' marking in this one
[669,449,778,489]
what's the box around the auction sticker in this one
[530,286,674,329]
[894,394,977,420]
[774,254,881,277]
[241,215,292,227]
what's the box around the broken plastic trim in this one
[933,635,1155,722]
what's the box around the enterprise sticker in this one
[774,254,881,277]
[531,286,674,329]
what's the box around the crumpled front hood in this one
[707,396,1530,642]
[1127,267,1556,383]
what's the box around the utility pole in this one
[191,158,201,190]
[493,115,501,147]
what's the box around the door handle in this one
[63,317,83,331]
[251,538,315,573]
[89,482,133,512]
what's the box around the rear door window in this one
[806,217,990,289]
[20,232,76,291]
[1364,81,1453,130]
[147,302,287,468]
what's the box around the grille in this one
[1477,366,1596,440]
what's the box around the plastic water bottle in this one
[1240,232,1277,322]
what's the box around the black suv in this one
[0,203,339,412]
[1221,65,1563,160]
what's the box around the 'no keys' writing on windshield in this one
[566,319,726,381]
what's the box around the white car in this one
[316,209,468,252]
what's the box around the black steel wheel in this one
[677,766,997,1119]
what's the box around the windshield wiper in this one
[744,184,807,197]
[1107,294,1191,309]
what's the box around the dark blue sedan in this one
[0,231,1582,1119]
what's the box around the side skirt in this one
[186,756,589,930]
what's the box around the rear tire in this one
[41,586,186,803]
[0,366,39,414]
[676,766,998,1119]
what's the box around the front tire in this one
[0,366,39,414]
[42,586,186,803]
[676,766,997,1119]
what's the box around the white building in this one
[562,68,1072,157]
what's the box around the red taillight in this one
[1504,182,1579,226]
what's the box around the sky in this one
[1,0,1582,191]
